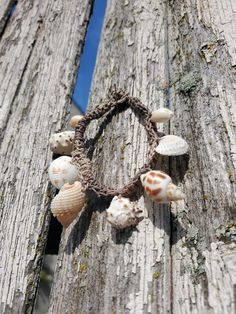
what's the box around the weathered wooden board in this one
[168,0,236,312]
[0,0,15,36]
[0,0,92,312]
[48,1,172,313]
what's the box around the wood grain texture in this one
[49,1,236,313]
[0,0,15,36]
[0,0,92,312]
[0,0,47,137]
[168,0,236,312]
[48,1,172,313]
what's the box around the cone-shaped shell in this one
[69,115,84,128]
[49,131,74,155]
[155,135,189,156]
[48,156,79,189]
[51,181,85,228]
[150,108,174,123]
[141,170,185,203]
[106,196,144,229]
[167,183,185,201]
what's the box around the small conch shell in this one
[69,115,84,128]
[140,170,185,203]
[49,131,74,155]
[150,108,174,123]
[155,135,189,156]
[106,196,144,229]
[48,156,79,189]
[51,181,85,228]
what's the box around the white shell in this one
[48,156,79,189]
[69,115,84,128]
[155,135,189,156]
[106,196,144,229]
[49,131,74,155]
[150,108,174,123]
[51,181,85,228]
[166,183,185,202]
[140,170,185,203]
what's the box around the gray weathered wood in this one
[168,0,236,312]
[48,1,171,313]
[0,0,15,36]
[2,0,235,312]
[0,0,92,312]
[49,0,236,313]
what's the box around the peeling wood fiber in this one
[168,0,236,313]
[0,0,92,313]
[49,0,236,313]
[0,0,16,37]
[49,1,171,313]
[1,0,236,313]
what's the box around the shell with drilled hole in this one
[51,181,85,228]
[150,108,174,123]
[106,196,144,229]
[49,131,74,155]
[69,115,84,128]
[140,170,185,203]
[48,156,79,189]
[155,135,189,156]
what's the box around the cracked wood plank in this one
[168,0,236,312]
[0,0,92,313]
[48,1,172,313]
[47,1,236,313]
[0,0,48,137]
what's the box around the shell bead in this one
[48,156,79,189]
[150,108,174,123]
[140,170,185,203]
[51,181,85,228]
[49,131,74,155]
[106,196,144,229]
[69,115,84,129]
[155,135,189,156]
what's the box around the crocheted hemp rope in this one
[72,89,159,199]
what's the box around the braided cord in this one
[72,90,159,198]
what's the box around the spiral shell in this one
[49,131,74,155]
[69,115,84,128]
[150,108,174,123]
[48,156,79,189]
[51,181,85,228]
[106,196,144,229]
[140,170,185,203]
[155,135,189,156]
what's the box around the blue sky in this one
[72,0,107,113]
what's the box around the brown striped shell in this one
[51,181,85,228]
[140,170,185,203]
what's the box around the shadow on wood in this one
[170,154,190,184]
